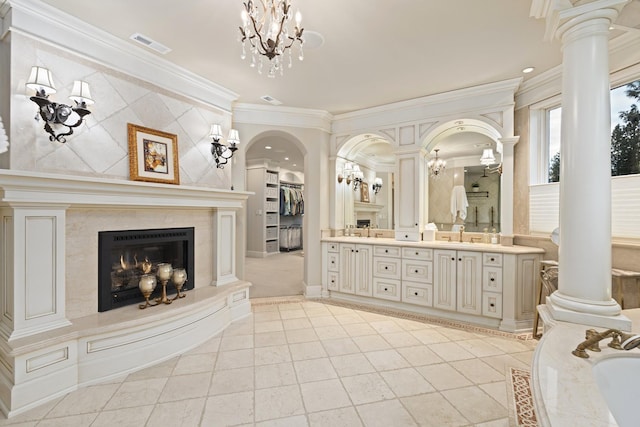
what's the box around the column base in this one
[547,292,631,331]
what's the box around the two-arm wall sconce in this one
[372,177,383,194]
[337,162,365,190]
[209,124,240,169]
[26,66,94,143]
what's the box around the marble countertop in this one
[322,236,545,254]
[531,307,640,427]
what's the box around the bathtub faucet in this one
[572,328,640,358]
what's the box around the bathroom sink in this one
[592,353,640,427]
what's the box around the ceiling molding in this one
[6,0,238,112]
[233,103,332,133]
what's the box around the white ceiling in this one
[36,0,640,172]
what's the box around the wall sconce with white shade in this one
[209,124,240,169]
[26,66,94,143]
[372,177,383,194]
[337,161,354,185]
[479,148,496,166]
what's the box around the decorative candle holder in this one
[138,274,158,309]
[172,268,187,300]
[155,263,173,305]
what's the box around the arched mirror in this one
[426,129,502,232]
[337,134,395,231]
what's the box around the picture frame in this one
[361,182,370,203]
[128,123,180,185]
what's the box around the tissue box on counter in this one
[423,223,438,241]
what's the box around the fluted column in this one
[538,1,629,328]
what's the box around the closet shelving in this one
[279,181,304,252]
[247,165,280,257]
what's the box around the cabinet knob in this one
[356,250,359,253]
[414,292,419,296]
[451,257,455,261]
[490,278,495,282]
[351,250,354,253]
[490,303,495,307]
[385,249,389,253]
[331,280,335,283]
[384,287,388,291]
[415,252,419,255]
[415,270,419,273]
[490,257,495,261]
[385,266,388,270]
[405,235,409,238]
[458,258,462,261]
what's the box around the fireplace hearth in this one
[98,227,195,312]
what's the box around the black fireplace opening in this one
[98,227,195,312]
[357,219,371,228]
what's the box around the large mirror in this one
[427,130,501,232]
[337,127,502,234]
[337,135,395,231]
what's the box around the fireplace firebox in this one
[98,227,195,312]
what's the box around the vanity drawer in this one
[373,277,401,301]
[395,231,421,242]
[483,253,503,267]
[327,253,340,271]
[327,242,339,252]
[402,283,433,307]
[373,257,402,279]
[401,259,433,283]
[402,247,433,260]
[482,292,503,318]
[483,267,503,292]
[374,245,402,258]
[327,271,339,291]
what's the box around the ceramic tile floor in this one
[0,299,537,427]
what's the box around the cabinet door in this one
[339,243,356,294]
[456,251,482,315]
[433,249,457,311]
[354,245,373,297]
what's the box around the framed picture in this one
[128,123,180,185]
[361,182,370,203]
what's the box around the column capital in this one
[531,0,629,42]
[498,136,520,147]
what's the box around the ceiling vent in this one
[261,95,283,106]
[129,33,171,55]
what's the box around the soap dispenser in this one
[491,228,499,244]
[483,228,489,244]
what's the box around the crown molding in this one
[233,103,333,132]
[6,0,238,113]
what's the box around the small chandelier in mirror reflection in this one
[239,0,304,77]
[428,149,446,178]
[26,66,94,143]
[209,124,240,169]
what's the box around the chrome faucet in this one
[459,225,465,242]
[572,328,640,358]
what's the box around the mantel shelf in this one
[354,202,384,213]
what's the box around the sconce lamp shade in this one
[480,148,496,166]
[227,129,240,145]
[69,81,94,105]
[374,177,383,186]
[26,66,57,94]
[209,124,224,140]
[344,162,354,175]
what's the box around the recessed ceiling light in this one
[265,146,272,150]
[284,157,289,161]
[522,67,535,74]
[292,164,297,167]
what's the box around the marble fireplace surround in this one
[0,170,252,418]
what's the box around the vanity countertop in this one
[322,236,545,254]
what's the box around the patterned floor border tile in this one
[251,296,535,341]
[507,367,538,427]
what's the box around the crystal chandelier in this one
[428,149,446,178]
[239,0,304,78]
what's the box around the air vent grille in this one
[261,95,283,106]
[129,33,171,55]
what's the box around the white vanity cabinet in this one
[322,238,543,332]
[433,250,482,315]
[394,154,426,241]
[339,243,373,296]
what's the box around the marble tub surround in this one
[531,306,640,427]
[0,298,538,426]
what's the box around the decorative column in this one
[498,137,519,242]
[533,0,630,328]
[212,209,238,286]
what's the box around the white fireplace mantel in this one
[0,170,252,209]
[0,169,252,418]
